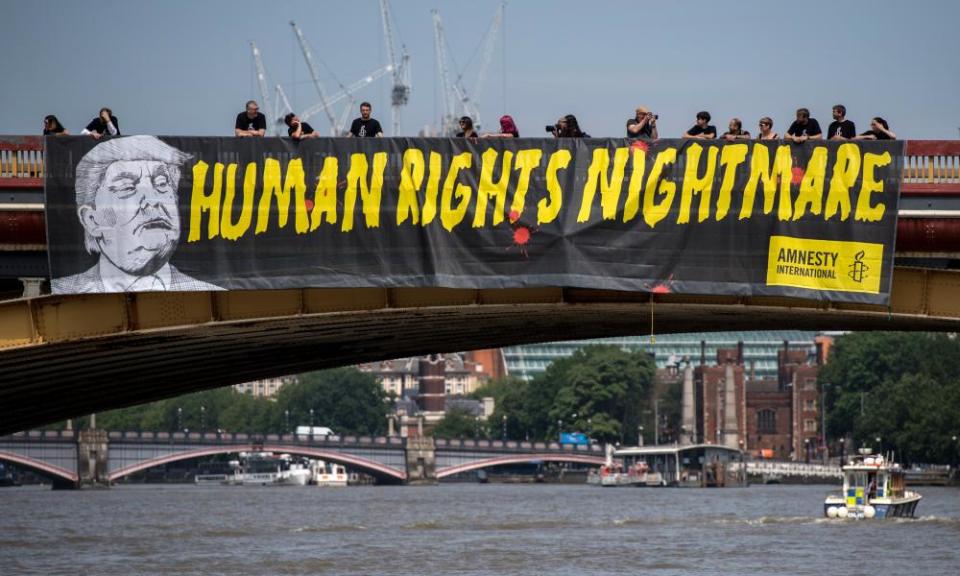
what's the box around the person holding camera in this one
[627,106,658,139]
[81,107,120,140]
[547,114,588,138]
[284,113,318,141]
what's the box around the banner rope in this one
[649,296,656,344]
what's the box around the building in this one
[502,331,819,381]
[357,350,501,398]
[232,377,293,398]
[673,336,831,462]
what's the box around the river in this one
[1,483,958,575]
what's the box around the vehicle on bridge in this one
[824,450,922,519]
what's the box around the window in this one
[804,419,817,432]
[804,378,817,390]
[804,399,817,411]
[757,409,777,434]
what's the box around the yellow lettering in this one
[508,149,543,221]
[422,152,442,226]
[679,143,719,224]
[309,157,339,230]
[578,147,629,222]
[623,148,647,223]
[643,148,678,229]
[473,148,514,228]
[342,152,387,232]
[397,149,425,226]
[188,160,220,242]
[793,147,828,220]
[221,163,254,241]
[539,150,570,225]
[825,143,861,221]
[715,144,748,220]
[856,151,891,222]
[741,143,792,220]
[440,152,473,231]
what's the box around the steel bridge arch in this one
[436,453,606,479]
[107,444,406,483]
[0,450,77,484]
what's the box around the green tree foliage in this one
[432,407,485,439]
[821,332,960,464]
[80,367,388,436]
[478,346,655,444]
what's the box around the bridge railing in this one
[434,437,603,452]
[2,136,959,192]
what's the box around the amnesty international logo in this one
[848,250,869,283]
[766,236,883,294]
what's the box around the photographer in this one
[627,106,658,139]
[547,114,588,138]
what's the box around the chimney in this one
[700,340,707,367]
[681,363,695,446]
[737,341,744,365]
[723,360,739,450]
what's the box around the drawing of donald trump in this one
[51,135,222,293]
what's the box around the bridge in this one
[0,428,606,488]
[2,138,960,433]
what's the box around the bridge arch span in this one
[437,453,605,479]
[0,450,77,484]
[107,444,406,483]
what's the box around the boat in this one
[587,443,650,487]
[311,459,348,487]
[613,444,748,487]
[195,452,314,486]
[824,449,922,519]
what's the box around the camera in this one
[545,125,557,133]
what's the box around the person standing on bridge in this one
[626,106,658,140]
[81,107,119,140]
[284,113,318,141]
[683,111,717,140]
[50,136,223,294]
[234,100,266,137]
[827,104,856,140]
[756,117,779,140]
[855,117,897,140]
[347,102,383,137]
[784,108,822,143]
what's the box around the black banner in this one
[44,135,902,303]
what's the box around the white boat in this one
[311,460,348,487]
[824,449,922,519]
[587,443,649,487]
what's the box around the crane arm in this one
[249,41,272,123]
[290,20,338,134]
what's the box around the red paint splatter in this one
[304,199,315,211]
[791,166,805,185]
[508,209,521,223]
[513,226,531,245]
[630,140,650,153]
[644,274,675,294]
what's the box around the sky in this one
[1,0,959,139]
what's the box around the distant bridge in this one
[0,429,606,488]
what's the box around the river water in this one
[1,483,958,575]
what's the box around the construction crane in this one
[298,64,394,126]
[431,4,504,135]
[380,0,411,136]
[249,41,273,127]
[289,20,339,135]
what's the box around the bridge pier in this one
[74,429,109,489]
[404,437,436,485]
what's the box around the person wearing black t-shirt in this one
[855,117,897,141]
[284,113,318,140]
[785,108,822,143]
[348,102,383,137]
[722,118,751,141]
[455,116,478,137]
[827,104,856,140]
[683,111,717,139]
[81,107,119,140]
[235,100,266,137]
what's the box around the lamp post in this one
[200,406,206,434]
[474,416,481,439]
[284,409,290,435]
[876,436,882,454]
[309,408,315,440]
[654,399,660,446]
[501,414,507,441]
[839,438,845,467]
[177,407,182,433]
[638,425,645,447]
[820,382,829,464]
[804,438,810,463]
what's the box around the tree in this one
[432,407,485,439]
[275,367,389,436]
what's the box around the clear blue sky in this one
[2,0,958,139]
